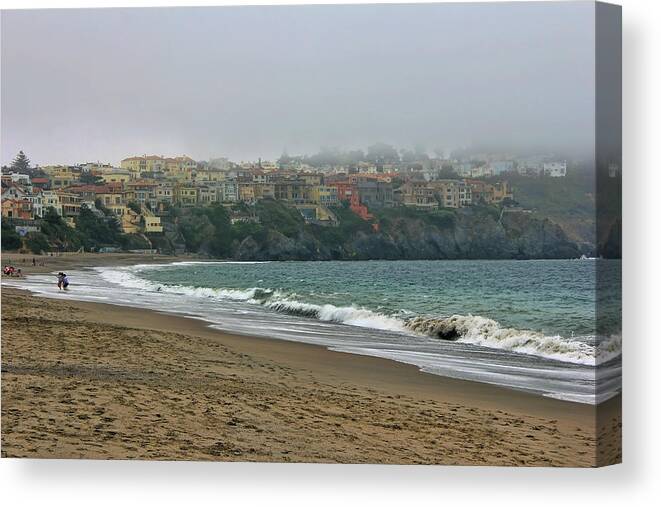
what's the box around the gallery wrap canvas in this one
[1,1,621,467]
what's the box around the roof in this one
[122,155,164,162]
[66,184,123,194]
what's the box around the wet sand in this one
[0,254,621,465]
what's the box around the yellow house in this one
[121,155,166,179]
[238,183,255,203]
[174,184,198,206]
[139,205,163,233]
[253,183,275,200]
[492,181,513,203]
[101,169,131,184]
[164,156,197,179]
[142,215,163,233]
[310,185,338,206]
[43,166,78,189]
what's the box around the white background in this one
[0,0,659,505]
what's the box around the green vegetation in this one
[39,207,85,251]
[1,220,22,250]
[254,200,303,238]
[75,206,122,249]
[2,206,155,254]
[500,171,596,244]
[25,232,50,255]
[374,206,456,229]
[79,172,104,185]
[10,150,31,172]
[127,201,142,214]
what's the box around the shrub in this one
[25,232,50,254]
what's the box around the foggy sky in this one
[1,2,595,166]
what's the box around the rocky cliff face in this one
[233,207,580,261]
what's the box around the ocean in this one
[6,259,621,405]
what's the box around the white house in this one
[41,190,63,215]
[543,161,567,177]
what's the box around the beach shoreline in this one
[1,253,621,465]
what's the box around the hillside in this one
[499,172,596,250]
[158,201,580,261]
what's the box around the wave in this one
[98,265,621,366]
[405,315,620,366]
[264,300,408,333]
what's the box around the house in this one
[470,165,494,178]
[56,191,82,216]
[121,155,165,178]
[197,184,219,204]
[126,180,158,209]
[48,167,79,188]
[274,180,313,204]
[174,184,198,206]
[543,161,567,177]
[27,188,44,218]
[66,184,101,202]
[6,172,31,185]
[328,180,355,202]
[488,161,515,175]
[238,182,256,203]
[311,185,338,206]
[465,180,495,204]
[399,181,438,209]
[429,180,472,208]
[1,182,29,201]
[253,183,275,200]
[164,156,197,180]
[31,177,50,190]
[101,168,132,184]
[492,181,514,202]
[1,198,33,220]
[219,180,239,202]
[140,205,163,233]
[155,183,174,205]
[41,190,63,215]
[356,181,393,208]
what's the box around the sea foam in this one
[99,265,621,367]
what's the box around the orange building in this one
[1,198,33,220]
[349,191,373,221]
[329,181,355,202]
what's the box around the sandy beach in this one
[1,254,621,465]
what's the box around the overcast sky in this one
[1,2,595,166]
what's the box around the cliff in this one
[231,204,580,261]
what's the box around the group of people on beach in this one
[3,265,21,277]
[2,262,69,289]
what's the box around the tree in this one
[75,205,121,248]
[79,172,104,185]
[25,232,49,255]
[367,143,400,164]
[127,201,142,214]
[43,206,63,225]
[439,165,459,179]
[11,151,31,172]
[1,220,22,250]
